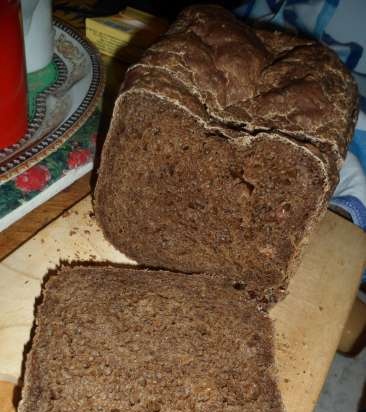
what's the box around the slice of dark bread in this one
[18,266,283,412]
[94,5,358,303]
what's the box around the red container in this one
[0,0,28,149]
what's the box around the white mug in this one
[21,0,54,73]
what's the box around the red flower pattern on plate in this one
[68,148,92,169]
[91,132,98,146]
[15,165,51,193]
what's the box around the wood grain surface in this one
[0,196,365,412]
[0,380,17,412]
[0,173,92,261]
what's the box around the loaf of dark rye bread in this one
[18,266,283,412]
[95,5,358,302]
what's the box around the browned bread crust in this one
[18,266,284,412]
[95,6,358,303]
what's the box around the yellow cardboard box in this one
[86,7,168,63]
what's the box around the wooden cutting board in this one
[1,196,365,412]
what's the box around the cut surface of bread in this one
[95,6,358,301]
[18,266,284,412]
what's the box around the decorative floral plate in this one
[0,19,104,231]
[0,18,104,183]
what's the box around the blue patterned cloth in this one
[234,0,366,232]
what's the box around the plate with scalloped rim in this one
[0,18,104,183]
